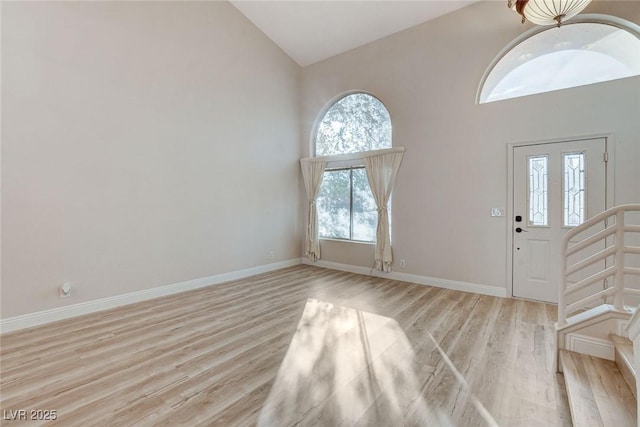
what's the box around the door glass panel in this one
[563,152,586,227]
[528,155,548,226]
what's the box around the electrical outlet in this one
[268,250,275,259]
[59,283,71,298]
[400,259,406,268]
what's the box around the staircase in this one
[556,204,640,427]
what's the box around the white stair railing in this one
[625,304,640,420]
[558,204,640,328]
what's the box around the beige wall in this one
[1,2,302,318]
[301,1,640,290]
[2,1,638,320]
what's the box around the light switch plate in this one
[491,208,505,217]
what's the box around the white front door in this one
[512,138,607,303]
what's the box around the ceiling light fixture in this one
[508,0,592,27]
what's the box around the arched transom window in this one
[478,16,640,104]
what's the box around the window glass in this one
[479,20,640,103]
[315,93,391,156]
[314,93,392,242]
[352,168,377,241]
[317,169,350,240]
[563,152,586,227]
[317,168,377,242]
[528,155,548,226]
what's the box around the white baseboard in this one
[566,333,615,360]
[0,258,303,334]
[303,259,507,298]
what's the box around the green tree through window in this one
[315,93,392,241]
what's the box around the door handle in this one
[515,227,528,233]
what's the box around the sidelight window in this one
[528,155,548,226]
[563,152,586,227]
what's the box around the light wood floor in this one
[0,265,571,426]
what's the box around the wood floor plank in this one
[1,265,575,426]
[560,349,636,427]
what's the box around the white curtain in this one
[300,158,327,261]
[364,149,404,272]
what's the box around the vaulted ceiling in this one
[230,1,480,67]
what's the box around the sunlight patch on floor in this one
[258,298,495,426]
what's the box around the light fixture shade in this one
[508,0,592,27]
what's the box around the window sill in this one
[319,238,376,246]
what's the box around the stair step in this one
[559,349,636,427]
[611,334,637,398]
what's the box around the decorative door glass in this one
[563,152,586,227]
[528,155,548,226]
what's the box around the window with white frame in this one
[478,16,640,104]
[315,93,392,242]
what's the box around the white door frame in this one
[506,133,616,301]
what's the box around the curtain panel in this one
[300,158,327,261]
[364,149,404,272]
[300,147,404,268]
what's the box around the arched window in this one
[314,93,392,242]
[315,93,392,156]
[478,15,640,104]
